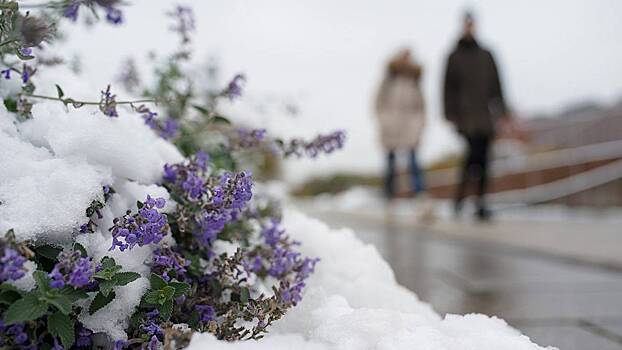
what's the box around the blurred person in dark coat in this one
[443,12,508,220]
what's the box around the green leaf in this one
[48,311,75,349]
[113,272,141,286]
[0,290,22,305]
[159,298,173,320]
[240,287,250,304]
[188,310,200,329]
[161,286,175,300]
[99,279,116,297]
[95,257,122,280]
[55,84,65,99]
[192,104,210,116]
[33,270,51,291]
[143,290,161,305]
[149,274,167,290]
[35,244,62,260]
[136,200,144,209]
[100,256,116,269]
[208,115,231,125]
[89,291,115,315]
[45,295,72,315]
[58,287,89,303]
[169,281,190,298]
[4,97,17,113]
[4,294,48,324]
[74,243,88,257]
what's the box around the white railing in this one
[426,139,622,187]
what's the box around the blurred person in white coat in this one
[375,49,433,220]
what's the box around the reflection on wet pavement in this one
[306,210,622,350]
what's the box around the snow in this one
[188,210,552,350]
[7,260,37,292]
[1,88,182,340]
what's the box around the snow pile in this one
[0,102,182,339]
[189,210,553,350]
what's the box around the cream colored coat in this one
[375,74,426,150]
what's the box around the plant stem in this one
[25,93,160,106]
[0,39,17,48]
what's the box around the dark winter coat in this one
[443,37,506,136]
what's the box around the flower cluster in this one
[236,127,267,148]
[109,195,169,251]
[0,63,36,84]
[0,322,31,348]
[0,247,27,283]
[135,104,179,140]
[278,130,346,158]
[0,3,344,348]
[99,84,118,117]
[48,251,96,288]
[164,154,254,247]
[247,219,319,306]
[151,246,189,282]
[169,6,195,44]
[221,74,246,100]
[63,0,124,25]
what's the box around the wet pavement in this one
[298,207,622,350]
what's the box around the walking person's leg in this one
[409,148,425,195]
[384,150,397,199]
[474,135,493,219]
[454,136,475,215]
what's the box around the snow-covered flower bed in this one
[0,1,551,349]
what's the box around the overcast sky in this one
[56,0,622,182]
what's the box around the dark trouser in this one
[455,134,492,211]
[385,149,425,199]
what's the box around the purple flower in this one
[163,164,178,183]
[282,281,306,305]
[105,6,123,24]
[1,69,11,80]
[19,47,32,56]
[0,247,27,282]
[21,64,36,83]
[169,6,195,44]
[76,325,93,347]
[49,252,96,289]
[134,104,179,140]
[280,130,347,158]
[222,74,245,100]
[268,247,300,278]
[195,151,209,171]
[196,304,215,322]
[110,196,169,251]
[113,340,128,350]
[151,246,188,282]
[261,219,285,247]
[159,118,179,139]
[236,128,267,148]
[99,85,118,118]
[181,172,205,200]
[63,3,80,21]
[6,323,29,345]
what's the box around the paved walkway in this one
[294,199,622,350]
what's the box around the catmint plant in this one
[0,2,346,348]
